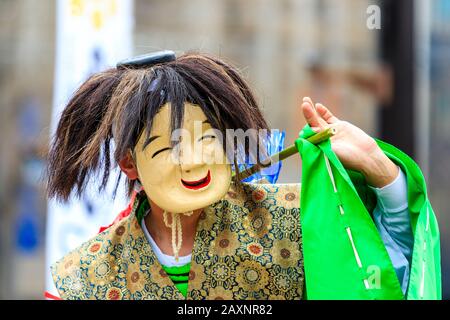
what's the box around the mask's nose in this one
[177,141,204,173]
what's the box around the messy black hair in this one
[46,53,269,201]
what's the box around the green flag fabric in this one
[296,125,441,300]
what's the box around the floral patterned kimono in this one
[51,183,304,300]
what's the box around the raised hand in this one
[301,97,399,188]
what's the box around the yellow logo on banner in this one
[70,0,117,30]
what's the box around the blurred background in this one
[0,0,448,299]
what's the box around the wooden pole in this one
[233,127,336,181]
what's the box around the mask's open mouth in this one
[181,170,211,190]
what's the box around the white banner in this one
[46,0,134,295]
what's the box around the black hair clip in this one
[116,50,176,69]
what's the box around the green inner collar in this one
[136,195,150,224]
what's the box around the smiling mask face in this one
[134,103,232,213]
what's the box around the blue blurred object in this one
[18,98,41,147]
[234,130,285,184]
[15,183,39,253]
[14,101,43,253]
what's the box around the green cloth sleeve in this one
[297,124,441,300]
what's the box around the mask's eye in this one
[198,135,216,142]
[152,147,172,158]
